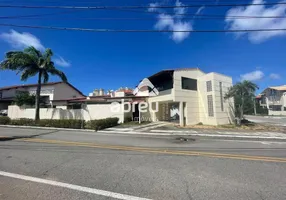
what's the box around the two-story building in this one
[136,68,234,126]
[0,82,85,111]
[258,85,286,115]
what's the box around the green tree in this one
[0,46,67,120]
[225,80,259,125]
[14,91,46,107]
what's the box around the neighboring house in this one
[258,85,286,115]
[0,82,85,110]
[136,68,233,126]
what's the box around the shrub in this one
[37,119,84,129]
[86,117,119,131]
[0,116,11,125]
[10,118,35,126]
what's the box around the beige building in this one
[138,68,234,126]
[258,85,286,115]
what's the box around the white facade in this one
[142,68,233,126]
[259,86,286,115]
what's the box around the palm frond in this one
[20,68,39,81]
[48,67,67,82]
[24,46,42,58]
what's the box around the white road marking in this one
[0,171,152,200]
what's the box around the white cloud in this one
[171,21,192,42]
[269,73,281,79]
[54,56,71,67]
[240,70,264,81]
[174,0,187,16]
[0,29,45,50]
[0,29,71,67]
[151,0,192,43]
[148,2,160,12]
[225,0,286,43]
[195,6,205,15]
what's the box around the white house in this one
[136,68,234,126]
[258,85,286,115]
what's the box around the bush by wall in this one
[0,116,11,125]
[37,119,84,129]
[10,118,35,126]
[86,117,119,131]
[1,117,118,130]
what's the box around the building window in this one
[0,91,2,99]
[207,95,214,117]
[206,81,212,92]
[181,77,197,91]
[219,82,224,111]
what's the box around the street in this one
[0,127,286,200]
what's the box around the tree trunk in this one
[35,71,42,121]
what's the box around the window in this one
[181,77,197,91]
[207,95,214,117]
[269,105,282,111]
[0,91,2,99]
[206,81,212,92]
[219,82,224,111]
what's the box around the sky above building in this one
[0,0,285,94]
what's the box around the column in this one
[179,101,184,127]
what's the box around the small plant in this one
[0,116,11,125]
[197,122,203,125]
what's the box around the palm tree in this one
[0,46,67,121]
[225,80,259,124]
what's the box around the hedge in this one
[86,117,119,131]
[10,118,35,126]
[1,117,118,130]
[0,116,11,125]
[37,119,84,129]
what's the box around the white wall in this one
[198,73,233,125]
[8,104,125,123]
[173,69,204,125]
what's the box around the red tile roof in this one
[0,82,85,97]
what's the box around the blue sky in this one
[0,0,286,95]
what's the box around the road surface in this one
[0,127,286,200]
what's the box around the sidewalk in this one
[1,124,286,142]
[101,124,286,141]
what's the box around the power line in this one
[1,2,286,10]
[0,10,80,19]
[2,15,286,20]
[0,23,285,33]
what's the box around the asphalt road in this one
[1,127,286,200]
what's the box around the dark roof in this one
[147,68,204,80]
[0,82,85,97]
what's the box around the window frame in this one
[181,77,197,91]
